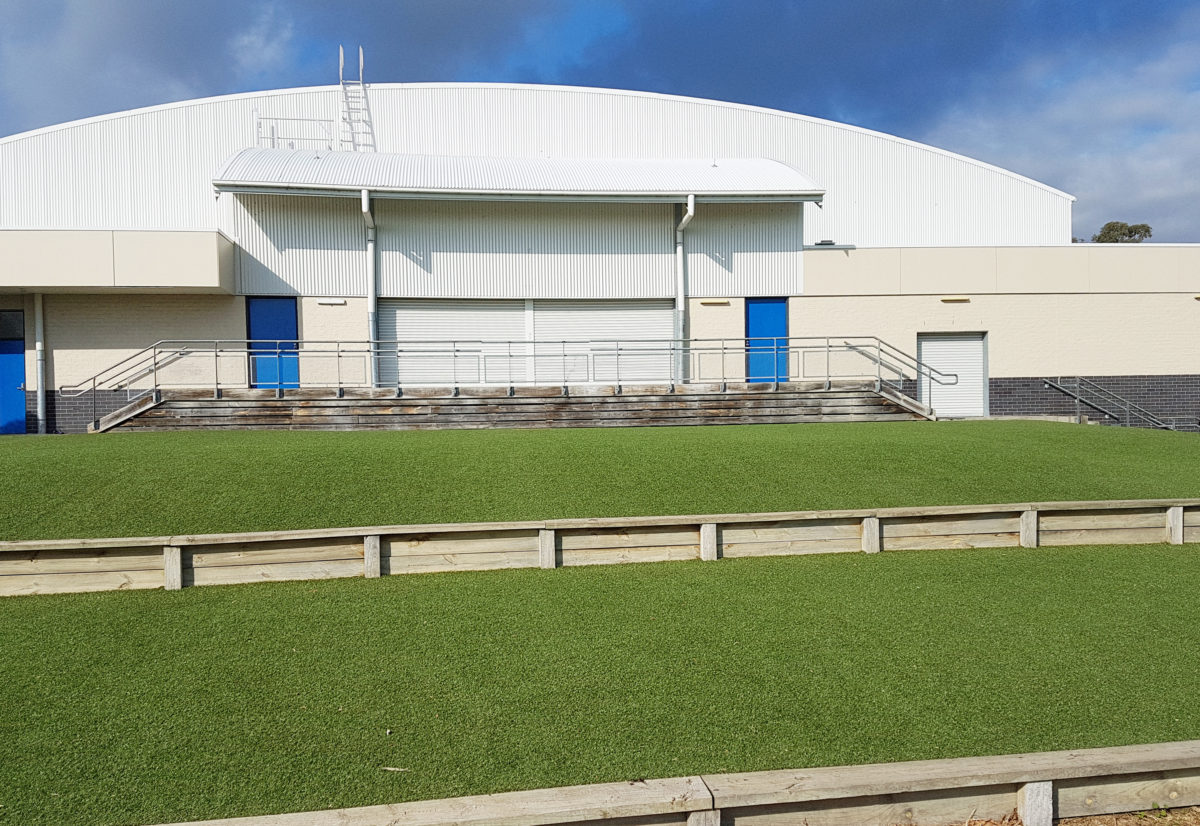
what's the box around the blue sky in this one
[2,0,1198,241]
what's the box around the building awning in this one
[212,147,824,203]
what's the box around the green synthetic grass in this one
[2,420,1200,540]
[3,545,1200,824]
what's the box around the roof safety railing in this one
[61,336,956,428]
[254,115,337,151]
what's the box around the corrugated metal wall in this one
[1,84,1073,248]
[230,194,366,296]
[686,203,803,297]
[232,195,804,299]
[376,201,674,299]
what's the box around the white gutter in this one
[361,189,378,385]
[212,181,823,203]
[33,293,46,434]
[674,194,695,383]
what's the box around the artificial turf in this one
[2,420,1200,541]
[3,544,1200,824]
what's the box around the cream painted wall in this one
[687,297,746,380]
[297,297,370,386]
[0,232,113,288]
[17,243,1200,390]
[0,230,233,292]
[789,293,1200,376]
[43,294,246,387]
[113,231,234,291]
[803,245,1200,296]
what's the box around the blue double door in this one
[0,311,24,434]
[247,297,300,389]
[746,297,789,382]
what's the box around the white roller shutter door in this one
[376,298,673,386]
[917,332,988,417]
[532,300,673,383]
[377,299,526,385]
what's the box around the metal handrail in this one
[1045,376,1184,430]
[840,339,959,389]
[62,336,955,426]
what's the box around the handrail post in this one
[335,342,343,394]
[824,337,831,390]
[614,342,622,391]
[721,338,727,388]
[876,339,882,390]
[274,340,283,399]
[772,338,780,388]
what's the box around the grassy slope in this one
[2,420,1200,540]
[2,545,1200,824]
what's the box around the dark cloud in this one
[0,0,565,133]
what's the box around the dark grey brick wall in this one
[990,375,1200,431]
[24,390,133,434]
[896,374,1200,430]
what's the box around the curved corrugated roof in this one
[0,82,1068,201]
[213,147,824,202]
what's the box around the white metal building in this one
[1,79,1197,433]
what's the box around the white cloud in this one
[918,7,1200,242]
[0,0,309,136]
[229,3,297,80]
[0,0,204,133]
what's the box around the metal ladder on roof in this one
[339,45,376,152]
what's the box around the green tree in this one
[1091,221,1152,243]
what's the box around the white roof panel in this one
[213,147,823,202]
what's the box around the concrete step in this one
[110,385,929,432]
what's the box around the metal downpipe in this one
[674,194,695,384]
[361,189,378,386]
[34,293,46,434]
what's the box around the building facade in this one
[1,83,1197,433]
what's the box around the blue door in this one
[746,297,789,382]
[246,297,299,389]
[0,311,26,434]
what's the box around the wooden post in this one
[1167,506,1184,545]
[700,523,718,561]
[163,545,182,591]
[1020,509,1039,548]
[1017,780,1054,826]
[364,534,381,578]
[861,516,880,553]
[539,528,556,569]
[687,811,720,826]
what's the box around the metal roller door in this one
[532,300,673,384]
[377,299,526,385]
[376,298,673,386]
[917,332,988,417]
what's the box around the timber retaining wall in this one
[2,498,1198,597]
[161,739,1200,826]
